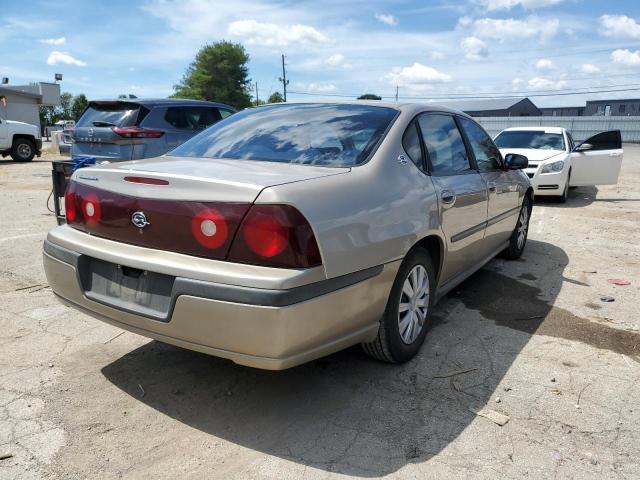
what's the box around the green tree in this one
[58,92,74,119]
[357,93,382,100]
[173,41,252,109]
[267,91,284,103]
[71,94,89,121]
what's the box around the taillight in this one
[124,176,169,185]
[191,208,229,250]
[112,126,164,138]
[228,204,322,268]
[81,193,101,227]
[64,190,77,222]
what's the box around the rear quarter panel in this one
[257,110,443,280]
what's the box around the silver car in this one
[43,102,532,370]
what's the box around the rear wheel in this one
[503,195,531,260]
[362,248,435,364]
[10,138,35,162]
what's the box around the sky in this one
[1,0,640,107]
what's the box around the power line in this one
[288,84,640,101]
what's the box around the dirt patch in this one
[452,269,640,360]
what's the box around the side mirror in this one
[573,142,593,152]
[505,153,528,170]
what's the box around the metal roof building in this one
[436,97,542,117]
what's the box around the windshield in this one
[494,130,565,150]
[169,103,398,167]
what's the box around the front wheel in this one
[555,169,571,203]
[362,248,435,364]
[502,195,531,260]
[10,138,35,162]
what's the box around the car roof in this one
[89,98,235,110]
[253,101,474,118]
[502,126,565,134]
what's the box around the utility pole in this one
[255,82,259,106]
[278,54,290,102]
[395,86,399,102]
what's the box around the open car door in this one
[569,130,623,186]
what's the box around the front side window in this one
[170,103,398,167]
[417,114,471,175]
[494,130,565,151]
[458,117,502,172]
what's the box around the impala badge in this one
[131,211,150,229]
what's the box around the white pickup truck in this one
[0,117,42,162]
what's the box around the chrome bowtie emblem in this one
[131,211,150,229]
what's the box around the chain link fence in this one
[473,116,640,142]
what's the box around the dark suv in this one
[72,99,235,161]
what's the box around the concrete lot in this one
[1,147,639,479]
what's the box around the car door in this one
[0,116,7,149]
[569,130,623,186]
[457,116,520,253]
[417,113,489,283]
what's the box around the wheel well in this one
[12,134,36,146]
[525,186,534,203]
[413,235,443,285]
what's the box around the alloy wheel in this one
[517,205,529,250]
[398,264,430,344]
[17,143,32,159]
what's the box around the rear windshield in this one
[494,130,565,150]
[76,102,141,128]
[169,103,398,167]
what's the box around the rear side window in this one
[402,121,424,169]
[219,109,233,119]
[418,114,471,175]
[76,102,140,127]
[165,107,223,131]
[458,117,502,172]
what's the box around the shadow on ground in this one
[101,239,639,476]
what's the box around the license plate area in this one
[78,256,175,321]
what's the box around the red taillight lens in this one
[64,190,77,222]
[229,205,322,268]
[191,208,229,250]
[112,126,164,138]
[81,193,101,227]
[124,176,169,185]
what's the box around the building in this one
[438,97,542,117]
[0,82,61,128]
[539,106,585,116]
[584,98,640,116]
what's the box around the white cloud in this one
[477,0,564,11]
[305,83,337,93]
[581,63,601,74]
[41,37,66,46]
[46,51,86,67]
[512,78,524,90]
[611,49,640,67]
[460,36,488,60]
[385,62,452,88]
[468,16,559,43]
[375,14,398,26]
[535,58,554,70]
[325,53,344,66]
[599,15,640,39]
[429,51,445,60]
[228,19,330,47]
[527,77,567,89]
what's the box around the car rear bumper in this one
[43,227,398,369]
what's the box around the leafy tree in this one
[267,91,284,104]
[357,93,382,100]
[71,94,89,121]
[173,41,252,109]
[58,92,74,119]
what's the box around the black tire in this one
[362,248,436,364]
[503,195,532,260]
[10,138,35,162]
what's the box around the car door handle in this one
[610,152,622,157]
[441,190,456,205]
[487,182,497,193]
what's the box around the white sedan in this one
[494,127,623,202]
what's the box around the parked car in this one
[71,98,235,161]
[494,127,623,202]
[44,102,531,370]
[0,116,42,161]
[58,129,73,155]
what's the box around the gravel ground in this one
[1,147,639,479]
